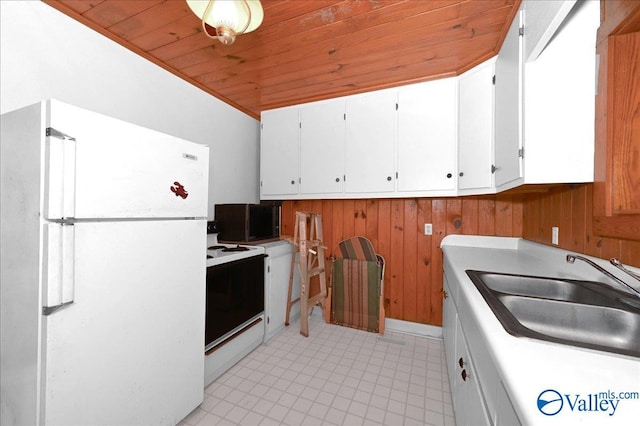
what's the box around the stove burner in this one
[222,245,250,252]
[207,245,226,250]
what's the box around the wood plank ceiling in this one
[44,0,520,119]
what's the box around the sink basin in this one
[471,272,609,302]
[466,270,640,357]
[498,295,640,356]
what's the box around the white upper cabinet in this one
[260,80,458,200]
[522,0,599,184]
[259,0,598,201]
[397,78,457,193]
[493,0,599,192]
[458,58,496,193]
[344,89,397,194]
[494,9,524,190]
[260,106,300,197]
[522,0,577,62]
[299,98,345,195]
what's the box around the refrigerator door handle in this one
[43,300,74,316]
[44,129,76,219]
[42,223,75,316]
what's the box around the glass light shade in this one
[187,0,263,44]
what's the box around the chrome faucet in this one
[566,254,640,297]
[610,258,640,283]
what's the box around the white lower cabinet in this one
[496,381,520,426]
[442,279,458,386]
[443,272,521,426]
[261,241,299,342]
[454,319,491,426]
[445,275,490,426]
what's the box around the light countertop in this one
[441,235,640,425]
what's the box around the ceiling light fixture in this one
[186,0,264,45]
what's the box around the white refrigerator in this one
[0,100,209,425]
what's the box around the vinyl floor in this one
[179,316,455,426]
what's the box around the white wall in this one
[0,1,260,219]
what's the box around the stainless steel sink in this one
[473,273,612,304]
[466,270,640,357]
[498,295,640,355]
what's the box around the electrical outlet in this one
[424,223,433,235]
[552,227,559,245]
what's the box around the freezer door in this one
[41,220,205,425]
[44,100,209,220]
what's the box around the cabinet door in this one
[397,78,457,192]
[496,381,521,426]
[264,244,298,342]
[523,0,599,184]
[458,59,495,191]
[454,319,491,426]
[345,89,396,193]
[442,278,458,393]
[299,99,345,195]
[494,10,524,189]
[609,31,640,214]
[523,0,577,62]
[593,1,640,239]
[260,107,300,196]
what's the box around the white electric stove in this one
[204,233,267,386]
[206,234,265,266]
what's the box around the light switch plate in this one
[424,223,433,235]
[552,227,559,245]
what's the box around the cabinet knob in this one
[335,177,340,182]
[291,180,295,185]
[446,173,452,179]
[461,369,468,381]
[458,357,465,368]
[459,172,464,177]
[387,176,392,181]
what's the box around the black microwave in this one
[214,203,280,243]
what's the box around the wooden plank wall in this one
[283,184,639,328]
[281,195,524,327]
[522,183,640,267]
